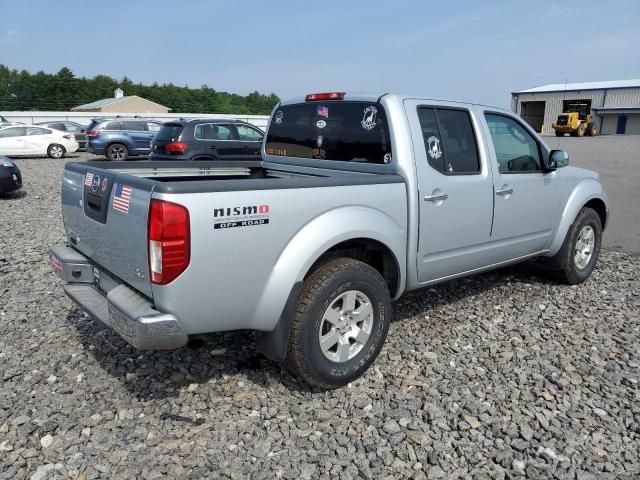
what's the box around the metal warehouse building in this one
[511,79,640,135]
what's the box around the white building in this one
[511,79,640,135]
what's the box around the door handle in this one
[424,192,448,202]
[496,186,513,196]
[210,145,217,149]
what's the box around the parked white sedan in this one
[0,125,79,158]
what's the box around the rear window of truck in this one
[265,101,392,164]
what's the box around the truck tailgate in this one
[61,162,154,298]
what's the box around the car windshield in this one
[265,101,392,164]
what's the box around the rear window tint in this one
[105,121,121,130]
[156,124,184,142]
[265,101,391,164]
[122,121,145,131]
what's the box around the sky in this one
[1,0,639,108]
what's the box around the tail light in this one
[86,130,100,137]
[305,92,345,101]
[148,199,190,285]
[164,142,187,154]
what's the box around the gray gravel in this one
[1,156,639,479]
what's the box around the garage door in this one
[626,115,640,135]
[600,115,640,135]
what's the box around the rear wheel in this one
[47,144,65,159]
[107,143,128,161]
[286,258,391,389]
[587,123,597,136]
[577,124,586,137]
[554,131,564,137]
[549,208,602,285]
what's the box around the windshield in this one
[265,101,392,164]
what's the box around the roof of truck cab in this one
[279,93,511,113]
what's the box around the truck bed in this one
[59,159,407,336]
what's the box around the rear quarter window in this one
[122,121,145,131]
[265,101,392,164]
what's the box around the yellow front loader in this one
[552,103,597,137]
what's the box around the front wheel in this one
[107,143,128,161]
[286,258,392,389]
[47,144,66,159]
[552,208,602,284]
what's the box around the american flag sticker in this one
[317,105,329,118]
[84,171,94,187]
[113,183,133,214]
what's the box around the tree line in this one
[0,65,280,115]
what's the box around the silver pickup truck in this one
[49,92,608,388]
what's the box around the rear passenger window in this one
[105,122,121,130]
[417,108,442,172]
[215,125,234,140]
[123,121,145,131]
[147,122,161,132]
[64,122,83,132]
[26,127,48,136]
[417,107,480,174]
[195,124,235,140]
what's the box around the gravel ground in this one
[1,157,639,480]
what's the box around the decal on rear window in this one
[317,105,329,118]
[361,106,378,130]
[274,111,284,124]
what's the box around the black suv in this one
[149,119,264,161]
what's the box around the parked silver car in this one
[49,92,608,388]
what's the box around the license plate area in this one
[108,303,137,343]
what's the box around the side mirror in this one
[547,149,569,170]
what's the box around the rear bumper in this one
[48,244,187,350]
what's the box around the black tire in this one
[588,124,597,136]
[47,144,66,159]
[576,124,586,137]
[550,208,602,285]
[554,131,564,137]
[106,143,128,161]
[286,258,391,389]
